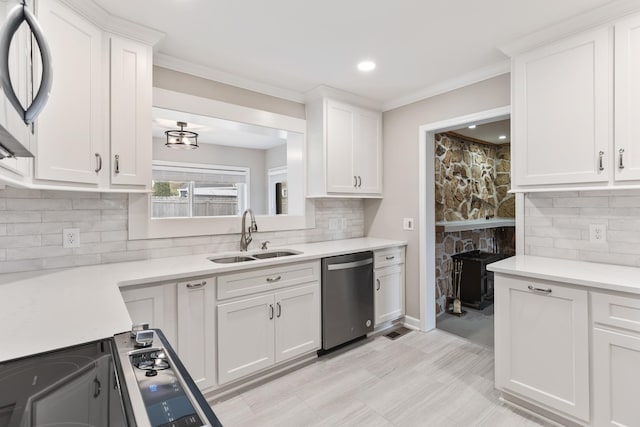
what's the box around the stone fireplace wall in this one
[434,132,516,316]
[435,133,514,221]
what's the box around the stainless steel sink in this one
[209,255,256,264]
[252,250,300,259]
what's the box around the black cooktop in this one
[0,339,128,427]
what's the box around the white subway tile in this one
[0,187,42,198]
[578,250,638,267]
[609,196,640,207]
[100,250,150,264]
[7,222,72,235]
[126,239,174,251]
[608,230,640,243]
[0,259,44,273]
[0,211,41,223]
[6,198,72,211]
[528,246,578,259]
[524,236,554,248]
[7,246,72,260]
[72,241,127,255]
[101,230,128,242]
[553,197,608,208]
[72,198,127,210]
[0,235,41,248]
[43,210,101,222]
[75,220,126,232]
[43,254,101,269]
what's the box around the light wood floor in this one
[211,329,551,426]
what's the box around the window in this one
[151,162,249,218]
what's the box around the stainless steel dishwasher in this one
[321,251,374,351]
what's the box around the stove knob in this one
[130,322,150,338]
[145,369,158,377]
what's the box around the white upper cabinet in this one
[512,27,610,188]
[615,13,640,182]
[307,97,382,197]
[109,36,151,187]
[35,0,104,185]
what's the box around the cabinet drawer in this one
[374,247,404,268]
[217,261,320,300]
[592,292,640,333]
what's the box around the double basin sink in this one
[209,250,301,264]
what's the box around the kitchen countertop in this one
[0,237,405,362]
[488,255,640,295]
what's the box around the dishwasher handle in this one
[326,258,373,271]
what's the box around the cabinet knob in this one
[619,148,625,169]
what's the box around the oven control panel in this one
[113,330,220,427]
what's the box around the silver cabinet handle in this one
[598,151,605,171]
[186,281,206,289]
[114,154,120,174]
[619,148,625,169]
[353,176,357,188]
[358,176,362,188]
[0,3,52,124]
[385,255,395,260]
[269,304,274,319]
[376,278,381,291]
[266,275,281,283]
[528,285,552,294]
[95,153,102,173]
[276,302,282,318]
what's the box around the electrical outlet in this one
[589,224,607,243]
[63,228,80,248]
[403,218,414,231]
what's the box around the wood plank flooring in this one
[210,329,551,426]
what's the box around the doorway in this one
[417,106,523,335]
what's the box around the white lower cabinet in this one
[217,282,320,385]
[592,291,640,426]
[373,247,405,326]
[176,277,216,390]
[120,283,177,347]
[494,275,590,422]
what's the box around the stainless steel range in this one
[0,326,221,427]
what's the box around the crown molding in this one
[153,53,306,104]
[382,60,510,112]
[58,0,164,46]
[499,0,640,57]
[303,85,382,110]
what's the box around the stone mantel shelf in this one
[436,218,515,232]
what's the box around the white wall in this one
[365,74,511,319]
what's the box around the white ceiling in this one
[94,0,619,108]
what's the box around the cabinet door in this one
[513,27,610,187]
[593,328,640,427]
[494,275,589,421]
[177,277,215,390]
[615,14,640,182]
[374,264,404,326]
[120,284,177,347]
[217,294,275,384]
[354,108,382,194]
[326,100,356,193]
[35,0,103,184]
[274,283,320,363]
[109,36,151,187]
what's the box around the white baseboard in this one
[403,315,421,331]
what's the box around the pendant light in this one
[165,121,199,149]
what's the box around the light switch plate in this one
[403,218,414,231]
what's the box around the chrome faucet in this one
[240,209,258,251]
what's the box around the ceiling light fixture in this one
[165,121,199,149]
[357,61,376,72]
[499,135,507,140]
[468,125,476,129]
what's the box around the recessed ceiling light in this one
[499,135,507,140]
[357,61,376,72]
[468,125,476,129]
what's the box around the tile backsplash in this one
[0,187,363,274]
[525,190,640,267]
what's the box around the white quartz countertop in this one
[488,255,640,295]
[0,237,405,362]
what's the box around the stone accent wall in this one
[435,133,514,221]
[434,227,516,315]
[0,187,364,274]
